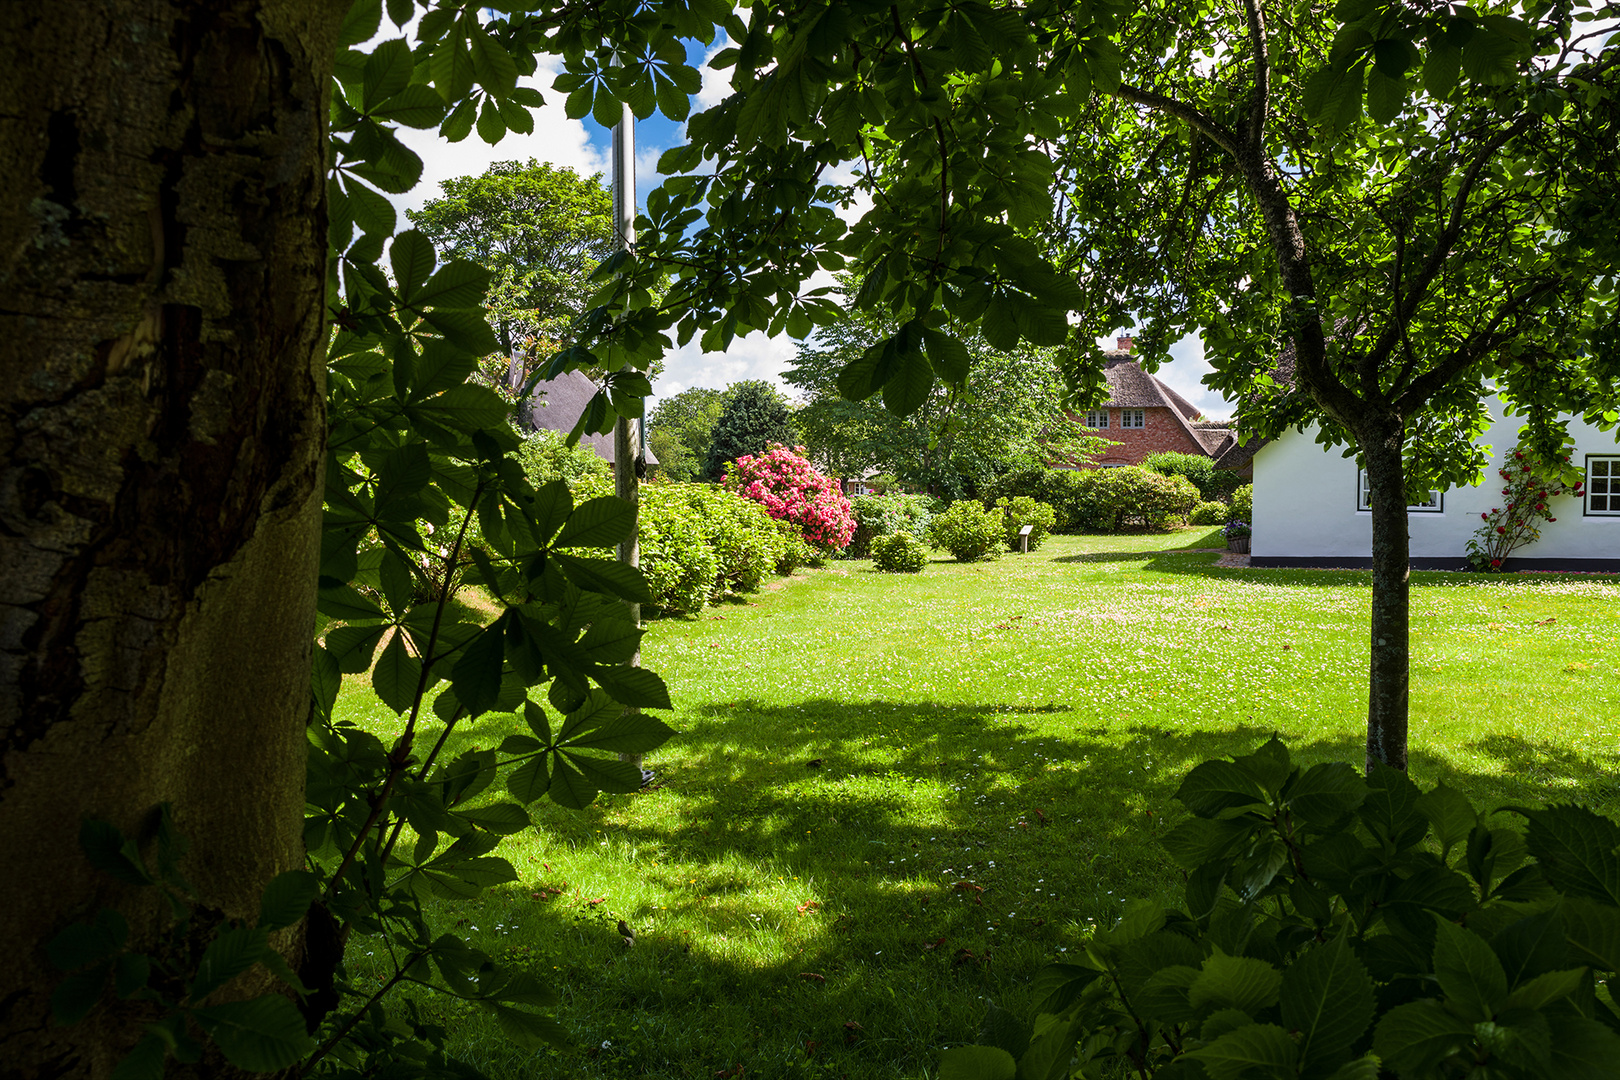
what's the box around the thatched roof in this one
[1100,352,1236,457]
[523,368,659,466]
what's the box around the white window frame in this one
[1120,409,1145,429]
[1084,409,1109,429]
[1357,470,1443,513]
[1586,455,1620,516]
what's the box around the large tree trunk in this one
[1360,419,1411,773]
[0,2,344,1075]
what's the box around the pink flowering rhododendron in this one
[722,444,855,551]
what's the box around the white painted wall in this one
[1250,397,1620,563]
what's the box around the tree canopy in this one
[646,386,727,481]
[787,301,1105,496]
[701,380,798,479]
[407,158,615,364]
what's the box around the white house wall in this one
[1250,398,1620,569]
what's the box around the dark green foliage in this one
[927,501,1006,562]
[1230,484,1254,527]
[948,739,1620,1080]
[981,467,1199,533]
[979,468,1096,532]
[701,381,797,480]
[1190,500,1229,526]
[869,532,929,572]
[1143,451,1243,501]
[992,496,1056,551]
[635,483,790,615]
[847,493,937,557]
[647,386,726,482]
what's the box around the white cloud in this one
[389,62,608,220]
[652,330,800,404]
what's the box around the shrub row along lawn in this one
[334,529,1620,1079]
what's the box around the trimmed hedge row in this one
[981,466,1200,533]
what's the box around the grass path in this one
[338,530,1620,1078]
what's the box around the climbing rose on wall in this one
[1464,450,1583,571]
[723,445,856,552]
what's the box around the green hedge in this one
[982,466,1199,533]
[847,493,937,557]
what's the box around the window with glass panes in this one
[1120,409,1145,428]
[1084,410,1109,428]
[1587,456,1620,515]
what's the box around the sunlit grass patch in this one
[334,530,1620,1077]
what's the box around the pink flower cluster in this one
[723,444,855,551]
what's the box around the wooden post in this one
[1018,524,1033,554]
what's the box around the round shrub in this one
[848,492,936,556]
[1229,483,1253,525]
[1083,467,1201,532]
[927,500,1005,562]
[724,444,855,552]
[993,496,1057,551]
[517,429,611,488]
[870,532,928,573]
[981,467,1092,531]
[1189,500,1228,526]
[1142,451,1218,498]
[637,484,788,614]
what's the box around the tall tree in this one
[407,159,614,373]
[788,304,1104,496]
[701,380,797,480]
[1035,0,1620,771]
[646,386,726,481]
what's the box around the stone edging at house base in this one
[1247,556,1620,573]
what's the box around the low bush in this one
[927,500,1005,562]
[847,493,937,556]
[1188,500,1228,526]
[1079,467,1200,532]
[637,484,787,615]
[1229,482,1253,525]
[516,429,612,488]
[980,467,1093,531]
[992,496,1056,551]
[869,532,928,572]
[947,738,1620,1080]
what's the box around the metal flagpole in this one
[610,101,649,782]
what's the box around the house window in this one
[1357,470,1443,513]
[1120,409,1145,428]
[1587,456,1620,515]
[1084,410,1109,429]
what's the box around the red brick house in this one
[1074,338,1237,469]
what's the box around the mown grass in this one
[334,528,1620,1078]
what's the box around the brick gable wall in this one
[1076,406,1212,466]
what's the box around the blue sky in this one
[387,34,1233,419]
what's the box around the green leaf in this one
[1176,759,1270,818]
[476,96,507,144]
[451,622,507,717]
[1461,26,1521,84]
[523,699,552,745]
[1518,804,1620,907]
[338,0,382,47]
[556,703,674,752]
[193,996,315,1071]
[458,802,531,835]
[1432,916,1509,1021]
[549,551,652,603]
[1504,966,1585,1011]
[111,1032,170,1080]
[1189,953,1283,1015]
[420,307,500,354]
[938,1045,1017,1080]
[490,1004,570,1049]
[1373,999,1474,1075]
[1287,762,1366,824]
[1419,783,1477,857]
[189,927,271,1002]
[347,179,396,238]
[51,963,110,1025]
[257,870,319,931]
[1365,69,1406,124]
[48,909,129,971]
[1281,934,1376,1073]
[411,382,509,432]
[389,229,436,304]
[881,348,934,418]
[1185,1023,1297,1080]
[1562,897,1620,970]
[467,24,518,96]
[1548,1011,1620,1080]
[1160,816,1254,870]
[552,752,643,808]
[80,820,152,886]
[412,258,490,311]
[1360,761,1428,847]
[317,583,386,622]
[1491,910,1568,988]
[362,38,413,108]
[325,624,386,674]
[1423,42,1462,98]
[371,630,422,715]
[506,755,551,803]
[371,83,445,128]
[553,496,636,548]
[922,328,972,383]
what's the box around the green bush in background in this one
[848,493,938,556]
[869,532,928,572]
[927,501,1006,562]
[1076,467,1200,532]
[992,496,1056,551]
[1229,483,1253,526]
[1188,500,1229,526]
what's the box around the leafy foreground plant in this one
[945,739,1620,1079]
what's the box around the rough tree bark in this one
[1359,419,1412,774]
[0,2,345,1075]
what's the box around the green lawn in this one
[335,529,1620,1078]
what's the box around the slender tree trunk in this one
[0,2,343,1075]
[1360,419,1411,773]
